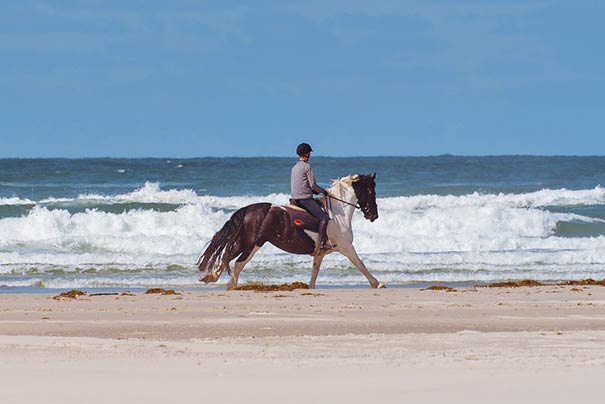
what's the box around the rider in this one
[291,143,332,252]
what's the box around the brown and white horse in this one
[197,174,384,289]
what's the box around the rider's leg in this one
[317,219,330,250]
[296,198,331,251]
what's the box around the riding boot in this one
[318,219,331,251]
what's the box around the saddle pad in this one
[282,205,319,233]
[284,204,307,212]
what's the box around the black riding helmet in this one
[296,143,313,156]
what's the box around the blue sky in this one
[1,0,603,157]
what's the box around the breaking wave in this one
[2,183,605,287]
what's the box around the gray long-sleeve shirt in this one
[290,160,326,199]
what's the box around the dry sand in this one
[1,285,605,403]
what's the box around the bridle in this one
[325,177,376,218]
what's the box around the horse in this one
[197,173,385,290]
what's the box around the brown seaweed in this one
[558,279,605,286]
[485,280,546,288]
[234,282,309,292]
[421,285,458,292]
[144,288,181,295]
[53,289,86,300]
[482,278,605,288]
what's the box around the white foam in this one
[59,182,203,205]
[12,183,605,211]
[0,197,35,206]
[34,182,289,207]
[380,186,605,211]
[2,185,605,285]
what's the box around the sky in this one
[1,0,604,158]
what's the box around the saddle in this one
[283,199,321,233]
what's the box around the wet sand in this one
[1,286,605,403]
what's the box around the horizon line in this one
[1,154,605,160]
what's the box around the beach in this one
[4,0,605,400]
[2,285,605,403]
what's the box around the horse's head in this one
[351,173,378,222]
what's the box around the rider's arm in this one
[308,166,328,195]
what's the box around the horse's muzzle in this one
[367,213,378,222]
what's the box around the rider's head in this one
[296,143,313,160]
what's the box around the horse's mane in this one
[326,176,359,202]
[330,175,358,188]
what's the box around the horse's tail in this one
[197,206,246,283]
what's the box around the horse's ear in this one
[351,174,360,182]
[372,172,376,179]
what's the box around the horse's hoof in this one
[377,283,387,289]
[200,272,217,283]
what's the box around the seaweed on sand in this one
[484,279,605,288]
[145,288,181,295]
[53,290,87,300]
[421,285,458,292]
[486,280,546,288]
[234,282,309,292]
[558,279,605,286]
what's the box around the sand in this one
[1,285,605,403]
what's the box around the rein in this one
[327,194,361,210]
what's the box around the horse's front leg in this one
[309,253,326,289]
[340,245,384,289]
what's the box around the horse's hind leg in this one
[309,253,326,289]
[227,246,261,290]
[200,261,230,283]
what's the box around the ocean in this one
[1,156,605,291]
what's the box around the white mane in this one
[330,175,359,188]
[327,175,360,202]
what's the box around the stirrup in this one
[314,240,336,255]
[321,240,336,250]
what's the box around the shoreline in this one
[0,282,471,295]
[2,285,605,403]
[2,277,604,295]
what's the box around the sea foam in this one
[0,197,35,206]
[2,184,605,285]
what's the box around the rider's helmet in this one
[296,143,313,156]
